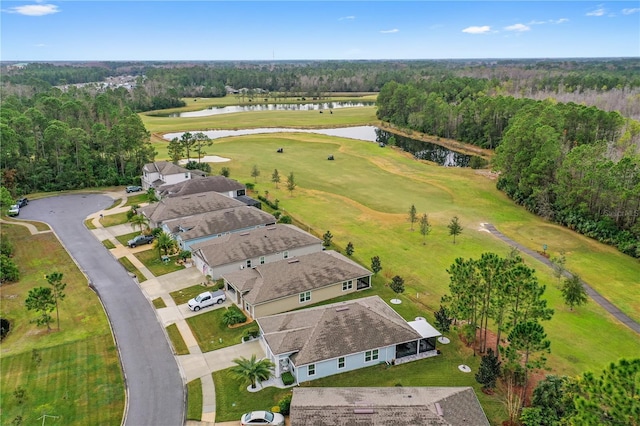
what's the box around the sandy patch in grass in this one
[179,156,231,164]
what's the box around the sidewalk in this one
[90,198,266,425]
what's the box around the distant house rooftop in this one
[139,191,244,224]
[159,175,245,198]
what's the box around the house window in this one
[246,259,252,268]
[342,280,353,291]
[260,256,265,265]
[299,291,311,303]
[365,349,379,362]
[338,357,345,369]
[237,189,246,196]
[308,364,315,376]
[245,301,250,312]
[184,173,189,178]
[283,251,289,259]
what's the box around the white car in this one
[241,411,285,426]
[187,290,226,311]
[8,204,19,217]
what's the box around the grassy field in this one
[186,308,258,352]
[142,102,640,421]
[100,211,129,227]
[0,225,124,425]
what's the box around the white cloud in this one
[380,29,399,34]
[586,7,605,16]
[462,26,491,34]
[339,15,355,21]
[528,18,568,25]
[7,3,60,16]
[505,23,530,32]
[34,43,47,47]
[622,8,640,15]
[553,18,569,24]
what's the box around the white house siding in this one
[294,345,394,383]
[162,172,191,186]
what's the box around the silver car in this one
[241,411,285,426]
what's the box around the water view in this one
[158,101,375,117]
[163,126,476,167]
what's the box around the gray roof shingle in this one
[139,191,244,224]
[164,206,276,241]
[257,296,421,365]
[290,387,490,426]
[190,224,321,267]
[224,250,371,305]
[159,175,245,197]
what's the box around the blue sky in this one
[1,1,639,61]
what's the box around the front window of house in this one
[299,291,311,303]
[342,280,353,291]
[365,349,379,362]
[283,251,289,259]
[338,357,345,369]
[308,364,315,376]
[260,256,265,264]
[246,259,252,268]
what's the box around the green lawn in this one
[170,284,211,305]
[102,239,116,249]
[213,370,292,422]
[104,198,122,211]
[118,257,146,283]
[186,378,203,421]
[166,323,189,355]
[123,193,149,207]
[101,211,129,227]
[133,249,185,276]
[115,231,139,246]
[152,297,167,309]
[186,308,258,352]
[0,225,124,425]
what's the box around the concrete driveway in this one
[20,194,184,426]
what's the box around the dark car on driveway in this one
[16,197,29,207]
[126,185,143,193]
[127,234,155,247]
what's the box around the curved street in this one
[20,194,185,426]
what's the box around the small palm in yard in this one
[155,232,177,258]
[130,213,150,233]
[231,355,275,390]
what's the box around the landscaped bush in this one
[271,406,280,413]
[281,372,295,386]
[257,195,279,210]
[242,327,260,341]
[222,305,247,326]
[278,393,293,415]
[0,254,19,283]
[279,215,292,224]
[0,318,11,340]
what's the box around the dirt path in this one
[483,223,640,335]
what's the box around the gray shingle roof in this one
[159,175,245,198]
[190,224,321,267]
[224,250,371,305]
[289,387,490,426]
[139,191,245,224]
[164,206,276,241]
[143,161,191,176]
[257,296,421,365]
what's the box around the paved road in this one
[484,223,640,335]
[21,194,185,426]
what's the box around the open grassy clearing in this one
[195,132,640,373]
[123,193,148,207]
[100,211,129,227]
[133,249,184,276]
[0,225,124,425]
[186,308,258,352]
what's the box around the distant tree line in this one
[376,80,640,258]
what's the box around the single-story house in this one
[138,191,245,228]
[223,250,372,319]
[289,387,490,426]
[256,296,441,383]
[141,161,205,190]
[163,206,276,250]
[191,224,323,279]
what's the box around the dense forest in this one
[1,59,639,257]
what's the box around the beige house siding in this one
[251,280,361,318]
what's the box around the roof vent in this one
[353,408,374,414]
[287,259,300,264]
[335,306,350,312]
[239,232,250,236]
[435,402,443,416]
[267,226,277,230]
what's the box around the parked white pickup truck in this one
[188,290,226,311]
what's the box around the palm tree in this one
[129,213,149,234]
[230,355,274,389]
[155,232,177,257]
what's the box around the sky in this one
[1,1,639,61]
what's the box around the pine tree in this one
[345,242,354,257]
[371,256,382,275]
[475,348,501,391]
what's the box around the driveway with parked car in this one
[19,194,184,426]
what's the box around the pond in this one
[163,126,476,167]
[156,101,375,118]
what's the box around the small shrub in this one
[222,305,247,326]
[279,215,292,224]
[278,393,293,415]
[281,371,295,386]
[271,406,280,413]
[0,318,11,340]
[469,156,488,169]
[273,211,281,219]
[245,182,255,190]
[179,250,192,260]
